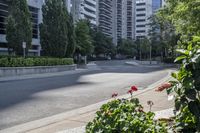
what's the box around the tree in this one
[66,14,76,57]
[166,0,200,36]
[75,19,93,56]
[92,30,116,57]
[104,37,116,58]
[6,0,32,55]
[140,37,150,59]
[156,1,200,131]
[117,39,137,58]
[148,13,179,59]
[40,0,68,57]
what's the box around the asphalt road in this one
[0,60,173,130]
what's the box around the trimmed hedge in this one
[0,57,74,67]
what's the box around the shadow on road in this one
[0,60,175,112]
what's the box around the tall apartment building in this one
[98,0,114,37]
[135,0,162,39]
[0,0,43,55]
[99,0,135,45]
[71,0,97,25]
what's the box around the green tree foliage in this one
[140,37,150,59]
[6,0,32,55]
[117,39,137,57]
[158,0,200,131]
[93,30,116,57]
[40,0,68,57]
[148,13,179,59]
[75,20,93,56]
[160,0,200,38]
[66,14,76,57]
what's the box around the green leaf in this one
[166,87,174,95]
[176,49,189,55]
[171,72,178,79]
[188,101,200,117]
[187,44,193,51]
[185,89,197,100]
[175,99,181,111]
[175,55,187,62]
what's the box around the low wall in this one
[0,64,77,77]
[140,61,159,65]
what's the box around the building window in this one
[136,19,145,22]
[136,36,145,39]
[136,30,145,33]
[29,6,39,39]
[0,1,8,35]
[0,1,39,39]
[136,14,146,17]
[136,25,146,27]
[136,3,146,6]
[136,8,146,11]
[84,0,96,8]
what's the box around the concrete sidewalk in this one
[28,87,174,133]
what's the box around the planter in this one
[0,64,77,77]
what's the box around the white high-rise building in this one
[98,0,136,45]
[116,0,135,40]
[135,0,163,39]
[71,0,97,25]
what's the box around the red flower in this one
[131,86,138,91]
[112,93,118,98]
[155,83,172,92]
[127,89,133,94]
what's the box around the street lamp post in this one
[150,45,152,64]
[22,42,26,58]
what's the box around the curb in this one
[0,69,173,133]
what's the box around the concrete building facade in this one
[98,0,136,45]
[135,0,163,39]
[98,0,113,37]
[0,0,44,55]
[71,0,97,25]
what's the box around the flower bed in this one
[86,86,168,133]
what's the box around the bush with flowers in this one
[86,86,167,133]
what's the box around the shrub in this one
[0,57,74,67]
[86,98,167,133]
[166,44,200,132]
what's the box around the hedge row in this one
[0,57,74,67]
